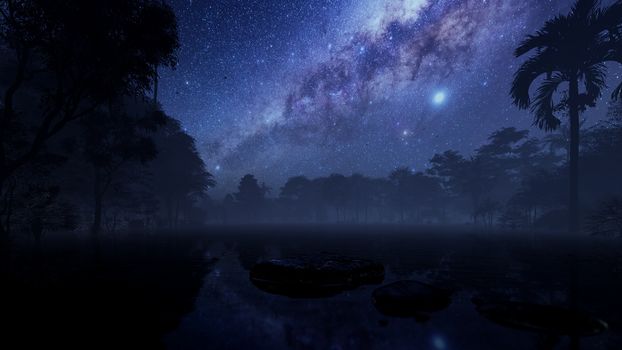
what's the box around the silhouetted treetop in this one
[235,174,266,205]
[1,0,178,97]
[0,0,179,190]
[510,0,622,233]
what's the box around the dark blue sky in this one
[161,0,620,195]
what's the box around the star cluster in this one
[161,0,616,195]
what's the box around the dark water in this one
[163,227,622,349]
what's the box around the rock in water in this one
[249,254,384,298]
[372,280,452,318]
[473,298,608,336]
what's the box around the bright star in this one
[433,91,446,105]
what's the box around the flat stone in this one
[249,254,384,297]
[473,299,608,336]
[372,280,452,318]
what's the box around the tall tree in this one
[80,100,163,235]
[0,0,178,238]
[150,118,214,228]
[389,167,413,222]
[510,0,622,232]
[280,176,314,221]
[235,174,266,222]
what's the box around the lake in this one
[163,225,622,349]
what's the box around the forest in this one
[215,119,622,234]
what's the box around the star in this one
[433,91,447,106]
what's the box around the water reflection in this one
[164,235,617,350]
[372,280,452,320]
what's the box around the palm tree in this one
[510,0,622,233]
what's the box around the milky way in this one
[160,0,619,195]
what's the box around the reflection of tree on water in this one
[237,241,266,271]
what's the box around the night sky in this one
[159,0,620,196]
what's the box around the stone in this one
[249,254,384,297]
[473,298,608,336]
[372,280,452,318]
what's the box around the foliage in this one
[586,197,622,237]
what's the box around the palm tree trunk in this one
[568,76,580,234]
[153,64,159,107]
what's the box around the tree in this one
[510,0,622,232]
[321,174,349,222]
[81,100,165,235]
[348,174,373,223]
[235,174,266,221]
[428,150,466,197]
[150,118,214,228]
[408,172,444,223]
[389,167,412,222]
[280,176,314,221]
[428,151,493,223]
[0,0,179,238]
[586,197,622,237]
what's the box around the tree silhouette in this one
[586,197,622,237]
[389,167,414,222]
[81,100,162,235]
[349,174,373,223]
[150,118,214,228]
[428,151,493,223]
[510,0,622,232]
[235,174,266,222]
[0,0,179,240]
[280,176,314,221]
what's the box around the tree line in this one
[0,1,214,251]
[214,114,622,234]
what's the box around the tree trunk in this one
[153,64,159,106]
[91,168,103,236]
[0,221,9,277]
[92,193,103,235]
[568,76,581,234]
[166,197,173,228]
[174,198,180,228]
[0,179,13,277]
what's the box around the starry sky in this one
[159,0,619,196]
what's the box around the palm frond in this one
[602,1,622,30]
[515,32,554,57]
[604,50,622,100]
[571,0,600,20]
[515,16,568,57]
[612,82,622,100]
[510,51,557,109]
[582,63,607,102]
[531,73,566,131]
